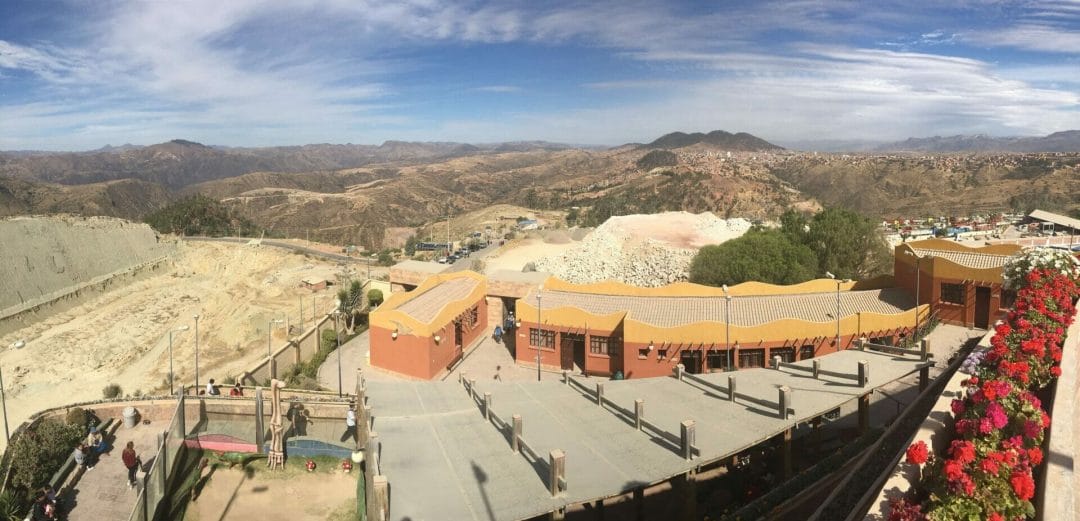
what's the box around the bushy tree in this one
[8,418,84,490]
[689,229,817,286]
[404,235,417,256]
[802,207,890,279]
[367,289,384,308]
[377,250,395,266]
[143,194,261,237]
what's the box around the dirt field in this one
[184,464,357,521]
[482,230,587,273]
[0,241,348,449]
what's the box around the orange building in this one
[893,239,1021,329]
[512,277,924,378]
[370,271,487,379]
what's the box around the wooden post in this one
[858,360,869,387]
[356,369,365,401]
[549,449,566,496]
[812,359,820,379]
[372,475,389,521]
[680,420,696,460]
[562,370,570,384]
[781,428,793,480]
[254,387,265,452]
[469,379,477,398]
[293,340,301,366]
[674,364,684,381]
[634,399,644,431]
[920,339,930,361]
[858,394,870,434]
[778,386,792,420]
[920,364,931,391]
[727,375,736,402]
[595,383,604,406]
[359,406,372,447]
[512,414,522,453]
[483,392,492,420]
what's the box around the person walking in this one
[340,403,357,444]
[122,441,140,488]
[493,325,503,344]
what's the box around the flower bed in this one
[892,248,1080,520]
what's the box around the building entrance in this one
[561,333,585,372]
[680,350,703,374]
[974,286,991,329]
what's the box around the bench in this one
[36,417,120,517]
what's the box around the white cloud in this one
[472,85,522,93]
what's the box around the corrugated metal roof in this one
[397,277,479,323]
[1029,209,1080,231]
[910,248,1011,270]
[529,288,914,327]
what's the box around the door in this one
[974,287,991,329]
[560,334,574,370]
[680,350,703,374]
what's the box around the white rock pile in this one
[534,212,752,287]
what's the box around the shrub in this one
[64,408,87,427]
[8,418,83,490]
[367,289,384,308]
[102,383,123,399]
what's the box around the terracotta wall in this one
[371,298,487,379]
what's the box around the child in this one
[229,382,244,397]
[122,441,140,488]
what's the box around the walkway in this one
[67,421,161,521]
[366,348,931,521]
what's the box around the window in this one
[706,350,732,371]
[638,348,649,359]
[799,345,815,360]
[658,349,668,360]
[941,283,965,305]
[590,335,611,355]
[771,347,795,364]
[739,349,766,368]
[1001,289,1017,310]
[529,328,555,349]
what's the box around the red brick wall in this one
[371,298,487,379]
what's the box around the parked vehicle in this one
[437,257,448,264]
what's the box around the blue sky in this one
[1,0,1078,150]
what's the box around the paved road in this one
[186,236,376,265]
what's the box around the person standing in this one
[73,443,89,471]
[122,441,140,488]
[340,403,357,444]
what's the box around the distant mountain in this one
[638,130,783,151]
[875,131,1080,153]
[776,139,884,153]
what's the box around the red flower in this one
[988,513,1004,521]
[950,440,976,464]
[1010,472,1036,500]
[1051,366,1062,377]
[906,441,929,465]
[1028,447,1044,466]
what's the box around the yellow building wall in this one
[371,271,487,337]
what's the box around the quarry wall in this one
[0,216,175,320]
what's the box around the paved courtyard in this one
[66,420,161,521]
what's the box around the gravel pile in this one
[534,212,751,287]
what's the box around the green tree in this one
[689,230,817,286]
[8,418,84,490]
[404,235,417,256]
[367,289,384,308]
[804,207,890,279]
[143,194,261,237]
[377,250,395,266]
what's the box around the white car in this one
[437,257,448,264]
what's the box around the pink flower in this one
[950,399,965,415]
[986,402,1008,430]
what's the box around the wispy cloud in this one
[472,85,522,93]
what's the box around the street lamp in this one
[903,250,933,336]
[536,285,543,382]
[722,285,732,371]
[334,309,344,397]
[168,326,189,395]
[267,319,284,357]
[1,340,22,443]
[825,272,849,348]
[193,314,201,391]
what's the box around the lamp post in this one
[722,285,732,371]
[903,250,933,336]
[168,326,189,395]
[825,272,847,348]
[193,314,201,391]
[536,285,543,382]
[267,319,284,358]
[335,309,343,397]
[1,340,23,443]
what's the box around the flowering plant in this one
[894,260,1078,520]
[1003,247,1080,289]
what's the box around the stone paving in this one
[66,420,161,521]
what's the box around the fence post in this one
[773,355,782,370]
[727,375,737,402]
[549,450,566,496]
[372,475,389,521]
[812,359,820,379]
[595,383,604,406]
[634,399,644,431]
[356,368,365,399]
[675,364,685,381]
[858,360,869,387]
[512,414,522,453]
[483,393,492,420]
[359,406,372,447]
[562,370,570,384]
[920,339,930,361]
[778,386,792,420]
[469,379,477,398]
[254,387,265,452]
[680,420,696,460]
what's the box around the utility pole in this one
[447,206,452,257]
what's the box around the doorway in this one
[974,287,991,329]
[680,350,703,374]
[561,333,585,372]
